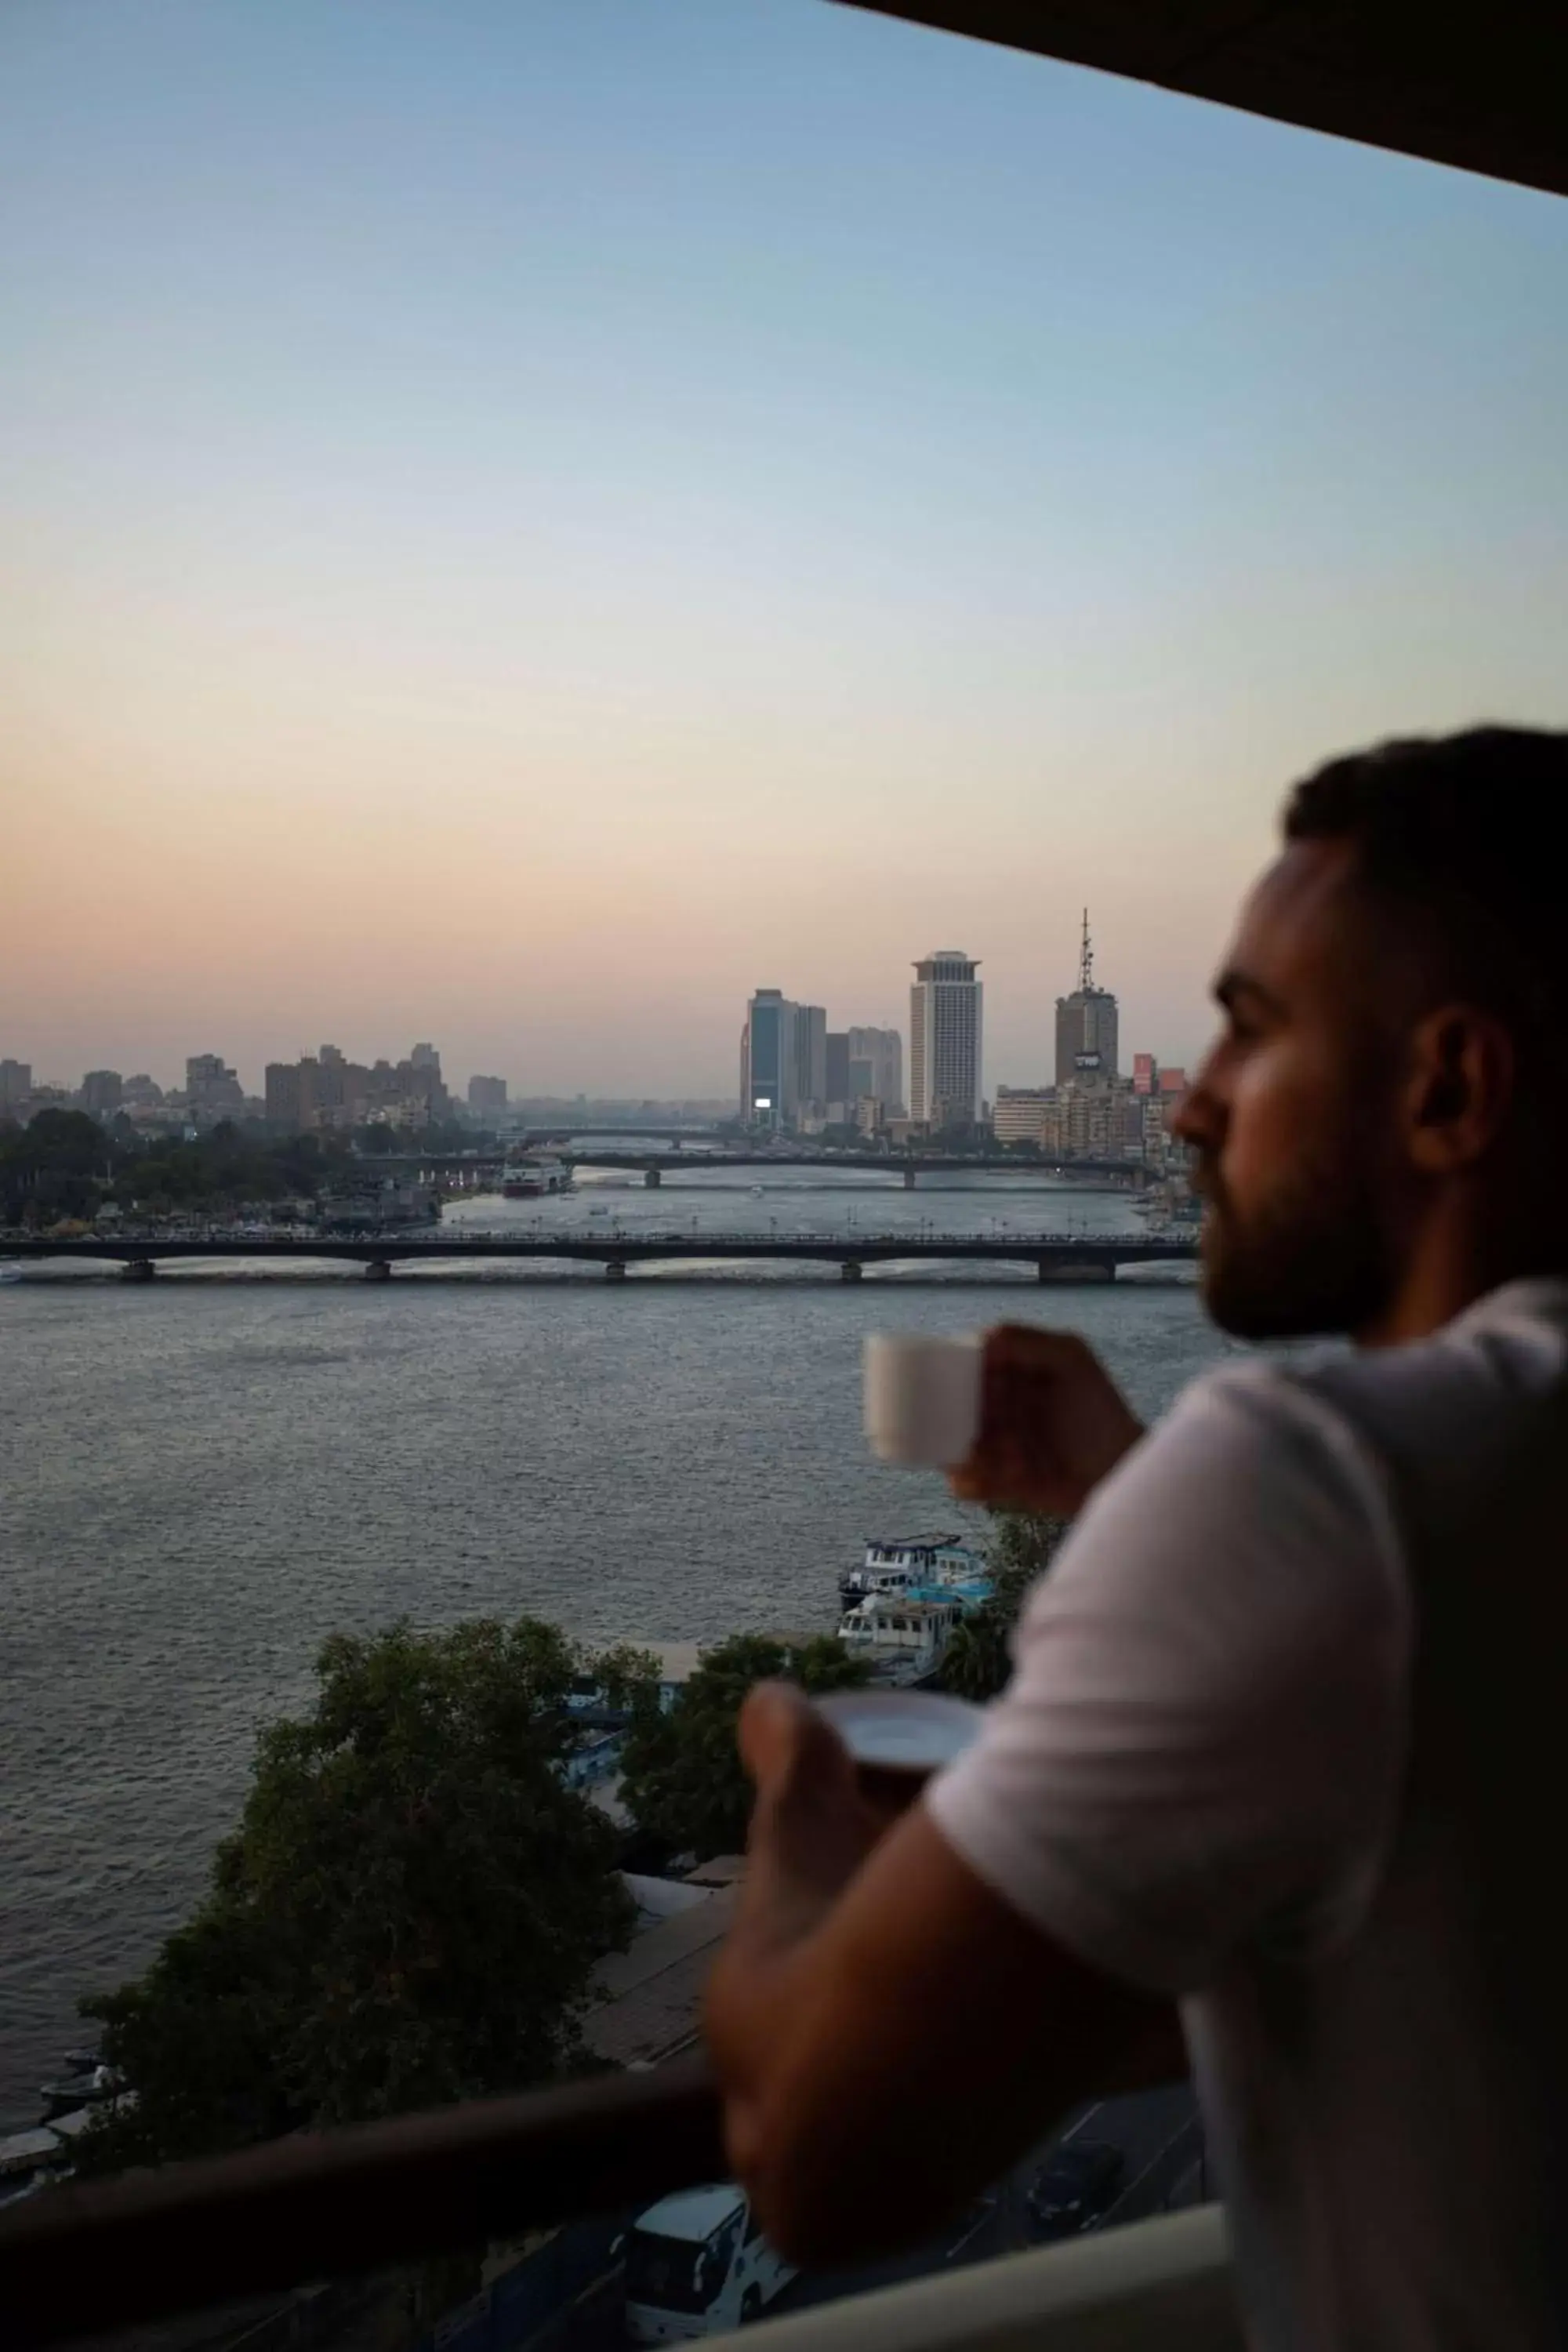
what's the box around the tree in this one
[619,1634,869,1864]
[0,1109,115,1224]
[938,1514,1069,1704]
[77,1618,640,2173]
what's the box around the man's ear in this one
[1402,1004,1515,1174]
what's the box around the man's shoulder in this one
[1261,1280,1568,1473]
[1049,1348,1402,1620]
[1143,1345,1380,1483]
[1128,1283,1568,1569]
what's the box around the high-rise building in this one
[0,1058,32,1108]
[293,1045,368,1124]
[1133,1051,1156,1096]
[80,1070,124,1116]
[264,1060,319,1131]
[847,1027,903,1115]
[1054,911,1120,1086]
[186,1053,245,1122]
[396,1046,450,1124]
[467,1074,508,1113]
[825,1033,850,1108]
[909,954,982,1129]
[793,1005,827,1118]
[740,989,797,1131]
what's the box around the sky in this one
[4,0,1566,1099]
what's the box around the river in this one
[0,1166,1231,2127]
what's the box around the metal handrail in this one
[0,1230,1190,1253]
[0,2058,725,2347]
[750,2207,1239,2352]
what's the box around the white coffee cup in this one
[863,1331,982,1468]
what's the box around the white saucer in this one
[815,1687,985,1772]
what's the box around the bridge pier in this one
[643,1168,662,1189]
[364,1259,391,1282]
[840,1260,863,1283]
[120,1257,157,1281]
[1037,1259,1115,1283]
[902,1167,917,1190]
[605,1259,628,1281]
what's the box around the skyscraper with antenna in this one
[1054,907,1120,1086]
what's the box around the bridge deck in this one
[2,1229,1196,1268]
[398,1152,1152,1177]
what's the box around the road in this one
[530,2082,1206,2349]
[769,2080,1200,2321]
[445,2082,1204,2352]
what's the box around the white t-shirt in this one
[930,1280,1568,2351]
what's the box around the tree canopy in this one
[619,1633,869,1864]
[0,1111,369,1224]
[78,1618,643,2172]
[937,1514,1069,1703]
[0,1109,116,1222]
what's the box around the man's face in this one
[1174,838,1407,1341]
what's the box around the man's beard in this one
[1196,1136,1400,1341]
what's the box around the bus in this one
[623,2183,797,2341]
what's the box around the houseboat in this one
[501,1155,572,1199]
[839,1534,987,1610]
[837,1593,962,1686]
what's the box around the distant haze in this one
[5,1,1566,1097]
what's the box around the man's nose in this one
[1172,1060,1223,1152]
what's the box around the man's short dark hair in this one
[1283,727,1568,1078]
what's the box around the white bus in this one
[623,2183,797,2341]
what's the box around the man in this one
[706,728,1568,2348]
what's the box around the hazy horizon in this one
[6,0,1566,1098]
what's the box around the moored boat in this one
[840,1534,987,1610]
[837,1593,963,1686]
[39,2063,119,2119]
[501,1155,572,1199]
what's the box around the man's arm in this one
[703,1688,1179,2270]
[707,1357,1405,2270]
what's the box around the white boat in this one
[0,1265,21,1285]
[840,1534,986,1609]
[40,2063,118,2118]
[837,1594,962,1685]
[501,1155,571,1200]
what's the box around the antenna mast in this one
[1078,908,1094,994]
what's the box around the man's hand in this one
[733,1682,893,1956]
[706,1683,1180,2267]
[949,1324,1143,1515]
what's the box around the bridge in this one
[504,1126,728,1146]
[2,1229,1197,1283]
[393,1150,1156,1192]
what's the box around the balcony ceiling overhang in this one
[835,2,1568,199]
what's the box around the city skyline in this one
[4,895,1192,1105]
[6,2,1566,1094]
[2,915,1150,1112]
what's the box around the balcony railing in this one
[0,2062,1239,2352]
[0,2060,724,2347]
[753,2207,1238,2352]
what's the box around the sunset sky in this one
[5,0,1566,1098]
